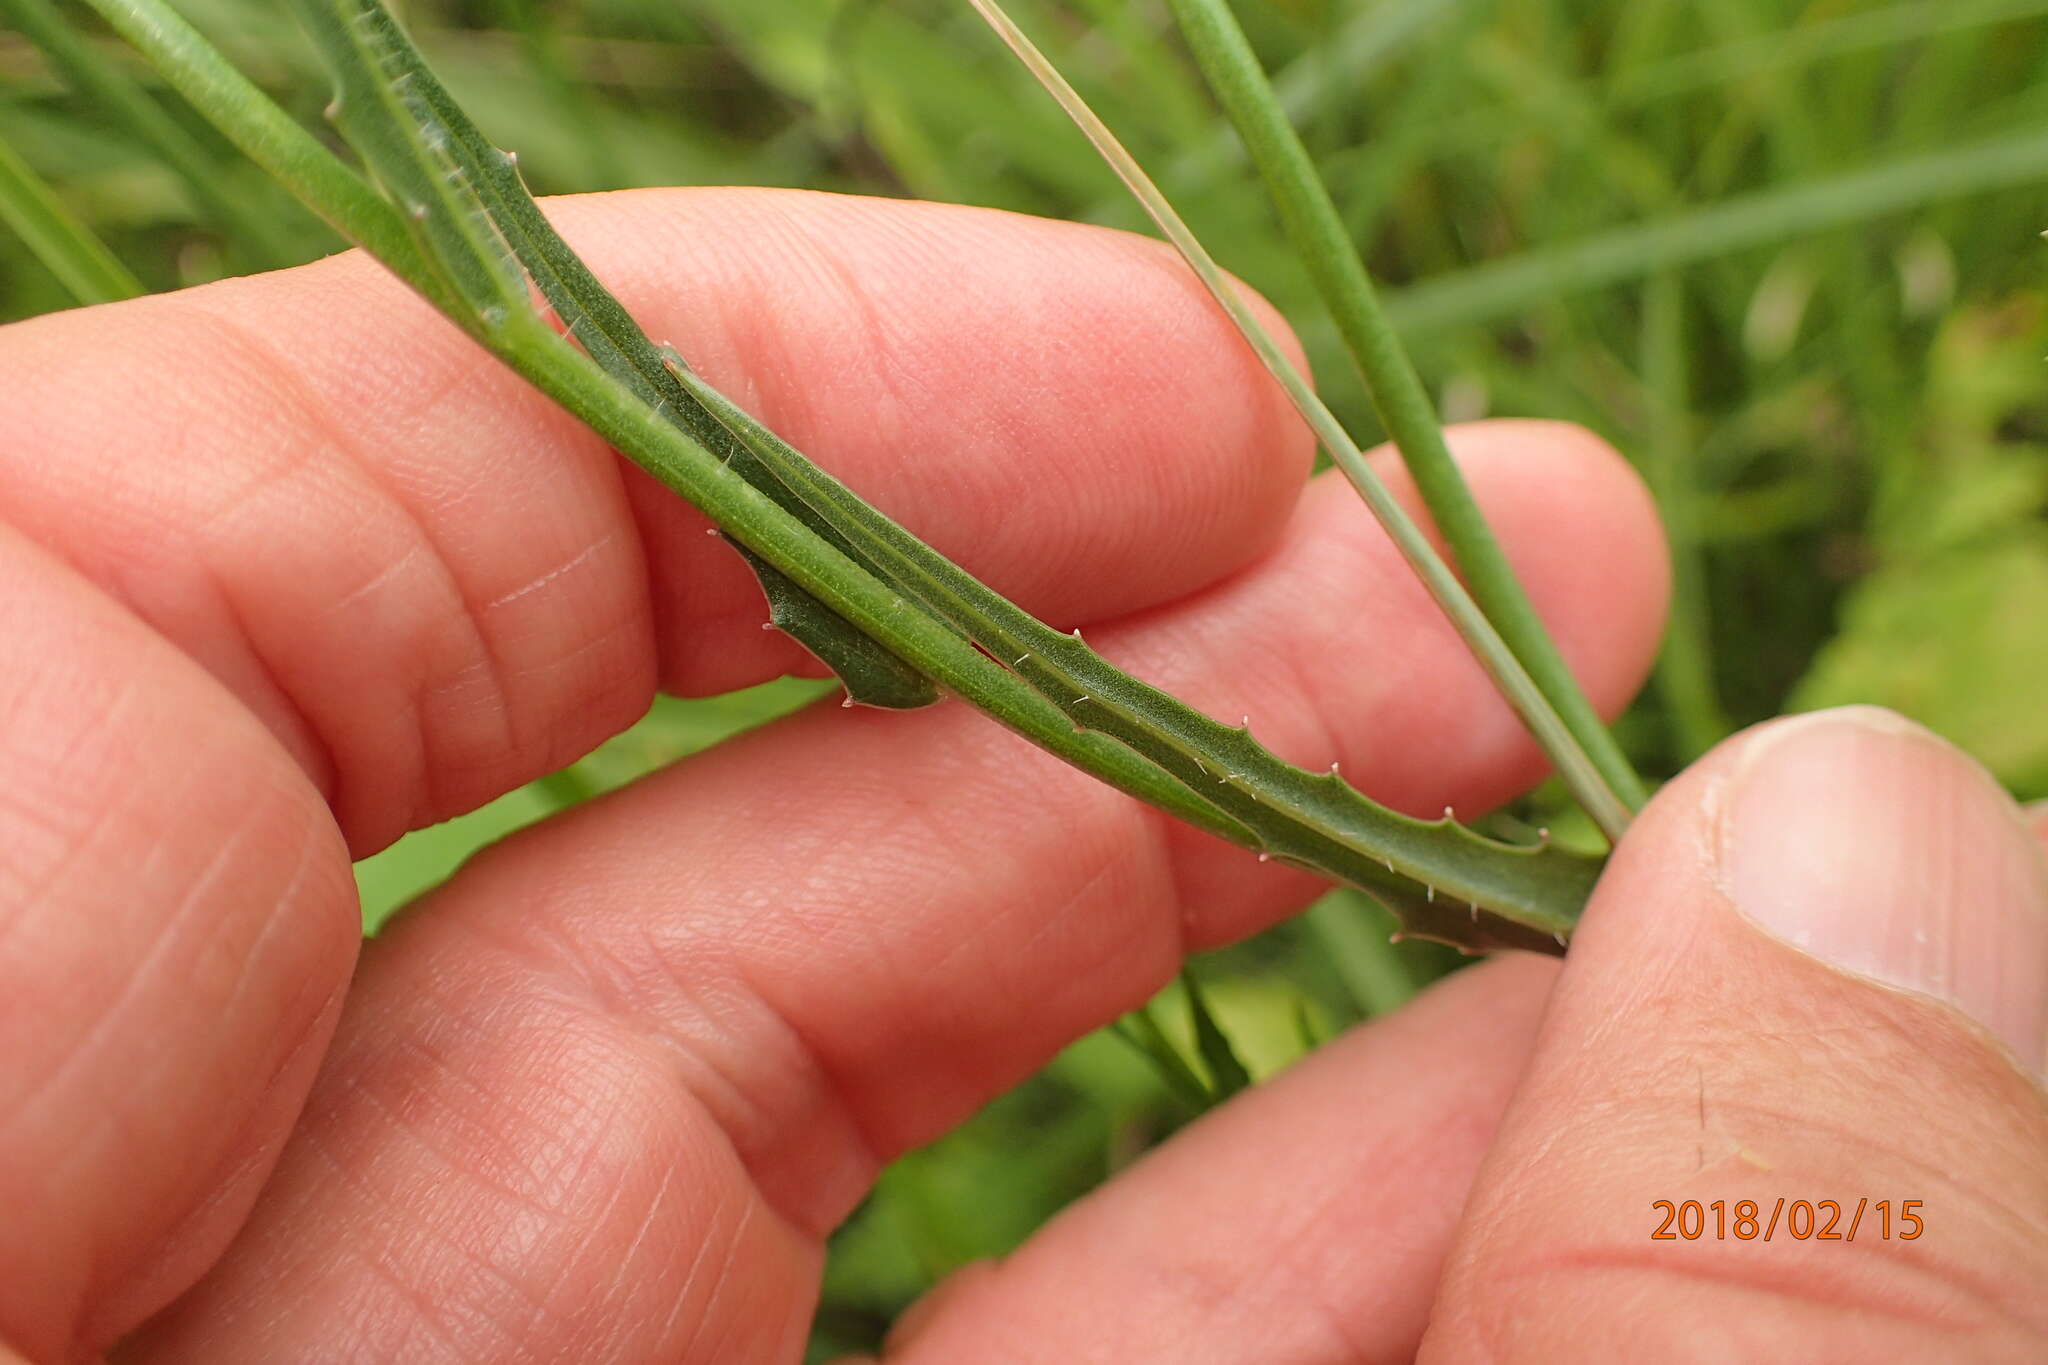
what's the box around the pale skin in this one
[0,190,2042,1364]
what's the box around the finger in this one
[1424,708,2048,1362]
[878,955,1559,1365]
[128,423,1667,1363]
[0,189,1311,856]
[0,193,1304,1356]
[0,525,358,1361]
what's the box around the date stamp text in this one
[1650,1199,1923,1242]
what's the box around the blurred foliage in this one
[6,0,2048,1355]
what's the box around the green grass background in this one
[5,0,2048,1356]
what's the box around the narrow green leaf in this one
[289,0,529,321]
[743,549,939,709]
[0,128,142,303]
[1306,888,1417,1017]
[670,360,1602,953]
[1386,126,2048,336]
[1111,1010,1216,1112]
[1609,0,2048,106]
[0,0,307,266]
[1180,968,1251,1099]
[1290,994,1324,1054]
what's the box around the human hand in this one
[0,190,2037,1364]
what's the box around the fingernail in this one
[1719,705,2048,1074]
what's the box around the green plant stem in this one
[0,128,142,303]
[674,366,1600,951]
[1642,273,1730,761]
[89,0,1608,953]
[500,324,1268,847]
[1164,0,1648,820]
[0,0,306,267]
[967,0,1635,844]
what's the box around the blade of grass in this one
[966,0,1637,845]
[0,0,308,266]
[1180,967,1251,1099]
[1609,0,2048,107]
[1305,888,1416,1017]
[1165,0,1648,818]
[1642,272,1730,761]
[1112,1008,1216,1111]
[0,127,142,302]
[1386,125,2048,336]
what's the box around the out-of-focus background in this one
[5,0,2047,1355]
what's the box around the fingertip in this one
[1439,419,1671,722]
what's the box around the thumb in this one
[1423,706,2048,1362]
